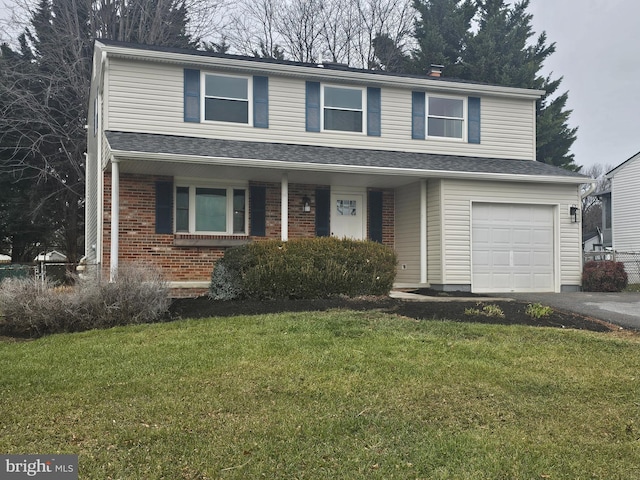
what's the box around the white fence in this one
[584,251,640,285]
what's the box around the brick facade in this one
[104,173,395,296]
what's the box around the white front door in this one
[330,191,365,240]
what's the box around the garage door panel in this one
[532,228,552,244]
[512,229,532,244]
[491,251,511,267]
[473,203,554,293]
[512,251,532,267]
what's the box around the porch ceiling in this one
[105,130,588,186]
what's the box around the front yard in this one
[1,310,638,478]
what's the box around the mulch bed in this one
[0,291,615,342]
[169,291,615,332]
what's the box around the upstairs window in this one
[203,74,250,124]
[323,85,364,133]
[427,96,465,140]
[175,184,247,235]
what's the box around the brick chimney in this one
[428,64,444,78]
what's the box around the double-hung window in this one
[175,184,247,235]
[203,74,251,124]
[427,96,465,140]
[322,85,365,133]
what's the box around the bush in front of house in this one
[0,264,170,337]
[582,260,628,292]
[209,237,397,300]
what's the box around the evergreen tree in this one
[0,0,200,262]
[411,0,578,170]
[536,75,579,171]
[371,33,411,72]
[411,0,476,77]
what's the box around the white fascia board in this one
[110,149,587,185]
[605,150,640,179]
[96,41,544,101]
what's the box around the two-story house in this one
[86,40,587,296]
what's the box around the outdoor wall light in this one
[569,205,579,223]
[302,196,311,213]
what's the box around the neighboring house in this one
[86,40,588,296]
[583,229,603,252]
[34,251,68,262]
[0,254,11,264]
[605,151,640,251]
[595,189,613,249]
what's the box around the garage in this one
[472,203,555,293]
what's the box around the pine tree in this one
[411,0,476,77]
[536,75,579,171]
[422,0,579,170]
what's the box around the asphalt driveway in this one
[502,292,640,331]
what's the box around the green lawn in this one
[1,311,638,479]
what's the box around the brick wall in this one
[103,174,395,295]
[103,173,225,285]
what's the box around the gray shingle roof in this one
[106,131,587,180]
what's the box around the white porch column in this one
[420,179,427,284]
[281,173,289,241]
[109,157,120,282]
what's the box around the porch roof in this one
[106,131,587,183]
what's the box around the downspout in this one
[110,157,120,282]
[580,181,597,200]
[420,179,427,284]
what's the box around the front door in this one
[330,191,365,240]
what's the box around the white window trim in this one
[321,84,366,134]
[201,72,253,126]
[174,180,249,235]
[426,94,466,142]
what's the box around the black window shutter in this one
[184,69,200,123]
[468,96,481,144]
[368,190,383,243]
[250,185,266,236]
[315,188,330,237]
[367,87,381,137]
[412,91,425,139]
[253,76,269,128]
[306,81,321,132]
[155,181,173,234]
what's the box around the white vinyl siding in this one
[439,179,582,291]
[394,182,422,285]
[427,179,443,284]
[105,58,537,161]
[611,155,640,251]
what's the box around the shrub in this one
[464,303,505,318]
[209,237,397,300]
[0,264,170,337]
[582,261,628,292]
[525,303,553,319]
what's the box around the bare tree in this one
[0,0,224,261]
[223,0,414,67]
[580,163,612,235]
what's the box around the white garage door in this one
[472,203,555,293]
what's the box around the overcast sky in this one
[528,0,640,172]
[1,0,636,172]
